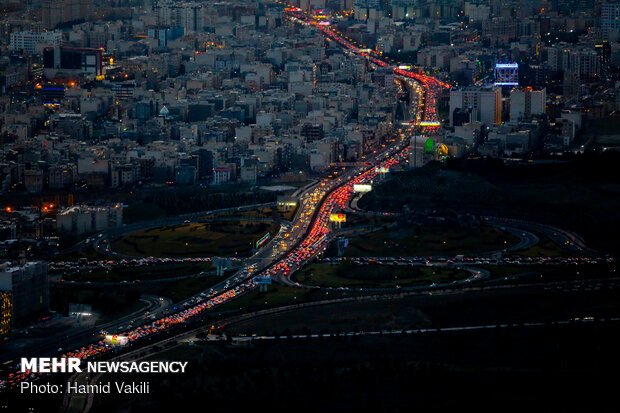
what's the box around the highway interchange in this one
[0,3,612,396]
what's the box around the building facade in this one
[0,262,49,328]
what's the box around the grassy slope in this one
[358,154,620,254]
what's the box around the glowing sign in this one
[494,63,519,86]
[419,121,441,126]
[253,276,272,285]
[398,65,411,70]
[353,184,372,193]
[424,138,435,153]
[105,335,128,346]
[329,214,346,222]
[437,144,449,156]
[256,232,270,248]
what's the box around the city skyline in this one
[1,0,619,411]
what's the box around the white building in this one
[449,86,502,126]
[464,2,490,22]
[212,168,231,185]
[10,31,62,54]
[509,88,546,122]
[155,2,205,33]
[56,204,123,236]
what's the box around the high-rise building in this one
[48,164,77,189]
[56,204,123,236]
[43,46,103,76]
[449,86,502,126]
[353,0,380,20]
[0,291,10,336]
[601,3,620,40]
[112,82,136,101]
[42,0,91,29]
[9,31,62,54]
[510,87,546,122]
[194,149,214,179]
[566,49,600,82]
[212,168,231,185]
[546,44,600,82]
[0,262,49,328]
[464,2,490,22]
[154,2,205,33]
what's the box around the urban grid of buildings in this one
[0,0,619,332]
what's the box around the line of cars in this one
[266,146,410,280]
[322,256,614,266]
[279,0,448,133]
[2,6,449,390]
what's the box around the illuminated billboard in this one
[353,184,372,193]
[105,335,128,346]
[329,214,346,222]
[425,138,434,153]
[419,121,441,127]
[256,232,270,248]
[253,276,272,285]
[494,63,518,86]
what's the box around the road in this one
[483,216,596,254]
[0,295,171,367]
[0,3,445,392]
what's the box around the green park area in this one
[61,261,215,282]
[51,273,223,320]
[217,284,350,312]
[111,220,279,257]
[482,261,617,283]
[338,225,519,257]
[583,115,620,149]
[216,205,298,222]
[357,153,620,255]
[293,262,470,288]
[509,232,573,257]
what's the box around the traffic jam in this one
[279,0,449,132]
[1,145,411,391]
[266,146,410,280]
[2,3,445,392]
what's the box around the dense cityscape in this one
[1,0,620,411]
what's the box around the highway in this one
[0,295,171,369]
[279,2,449,129]
[0,4,446,392]
[483,216,596,254]
[2,2,606,393]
